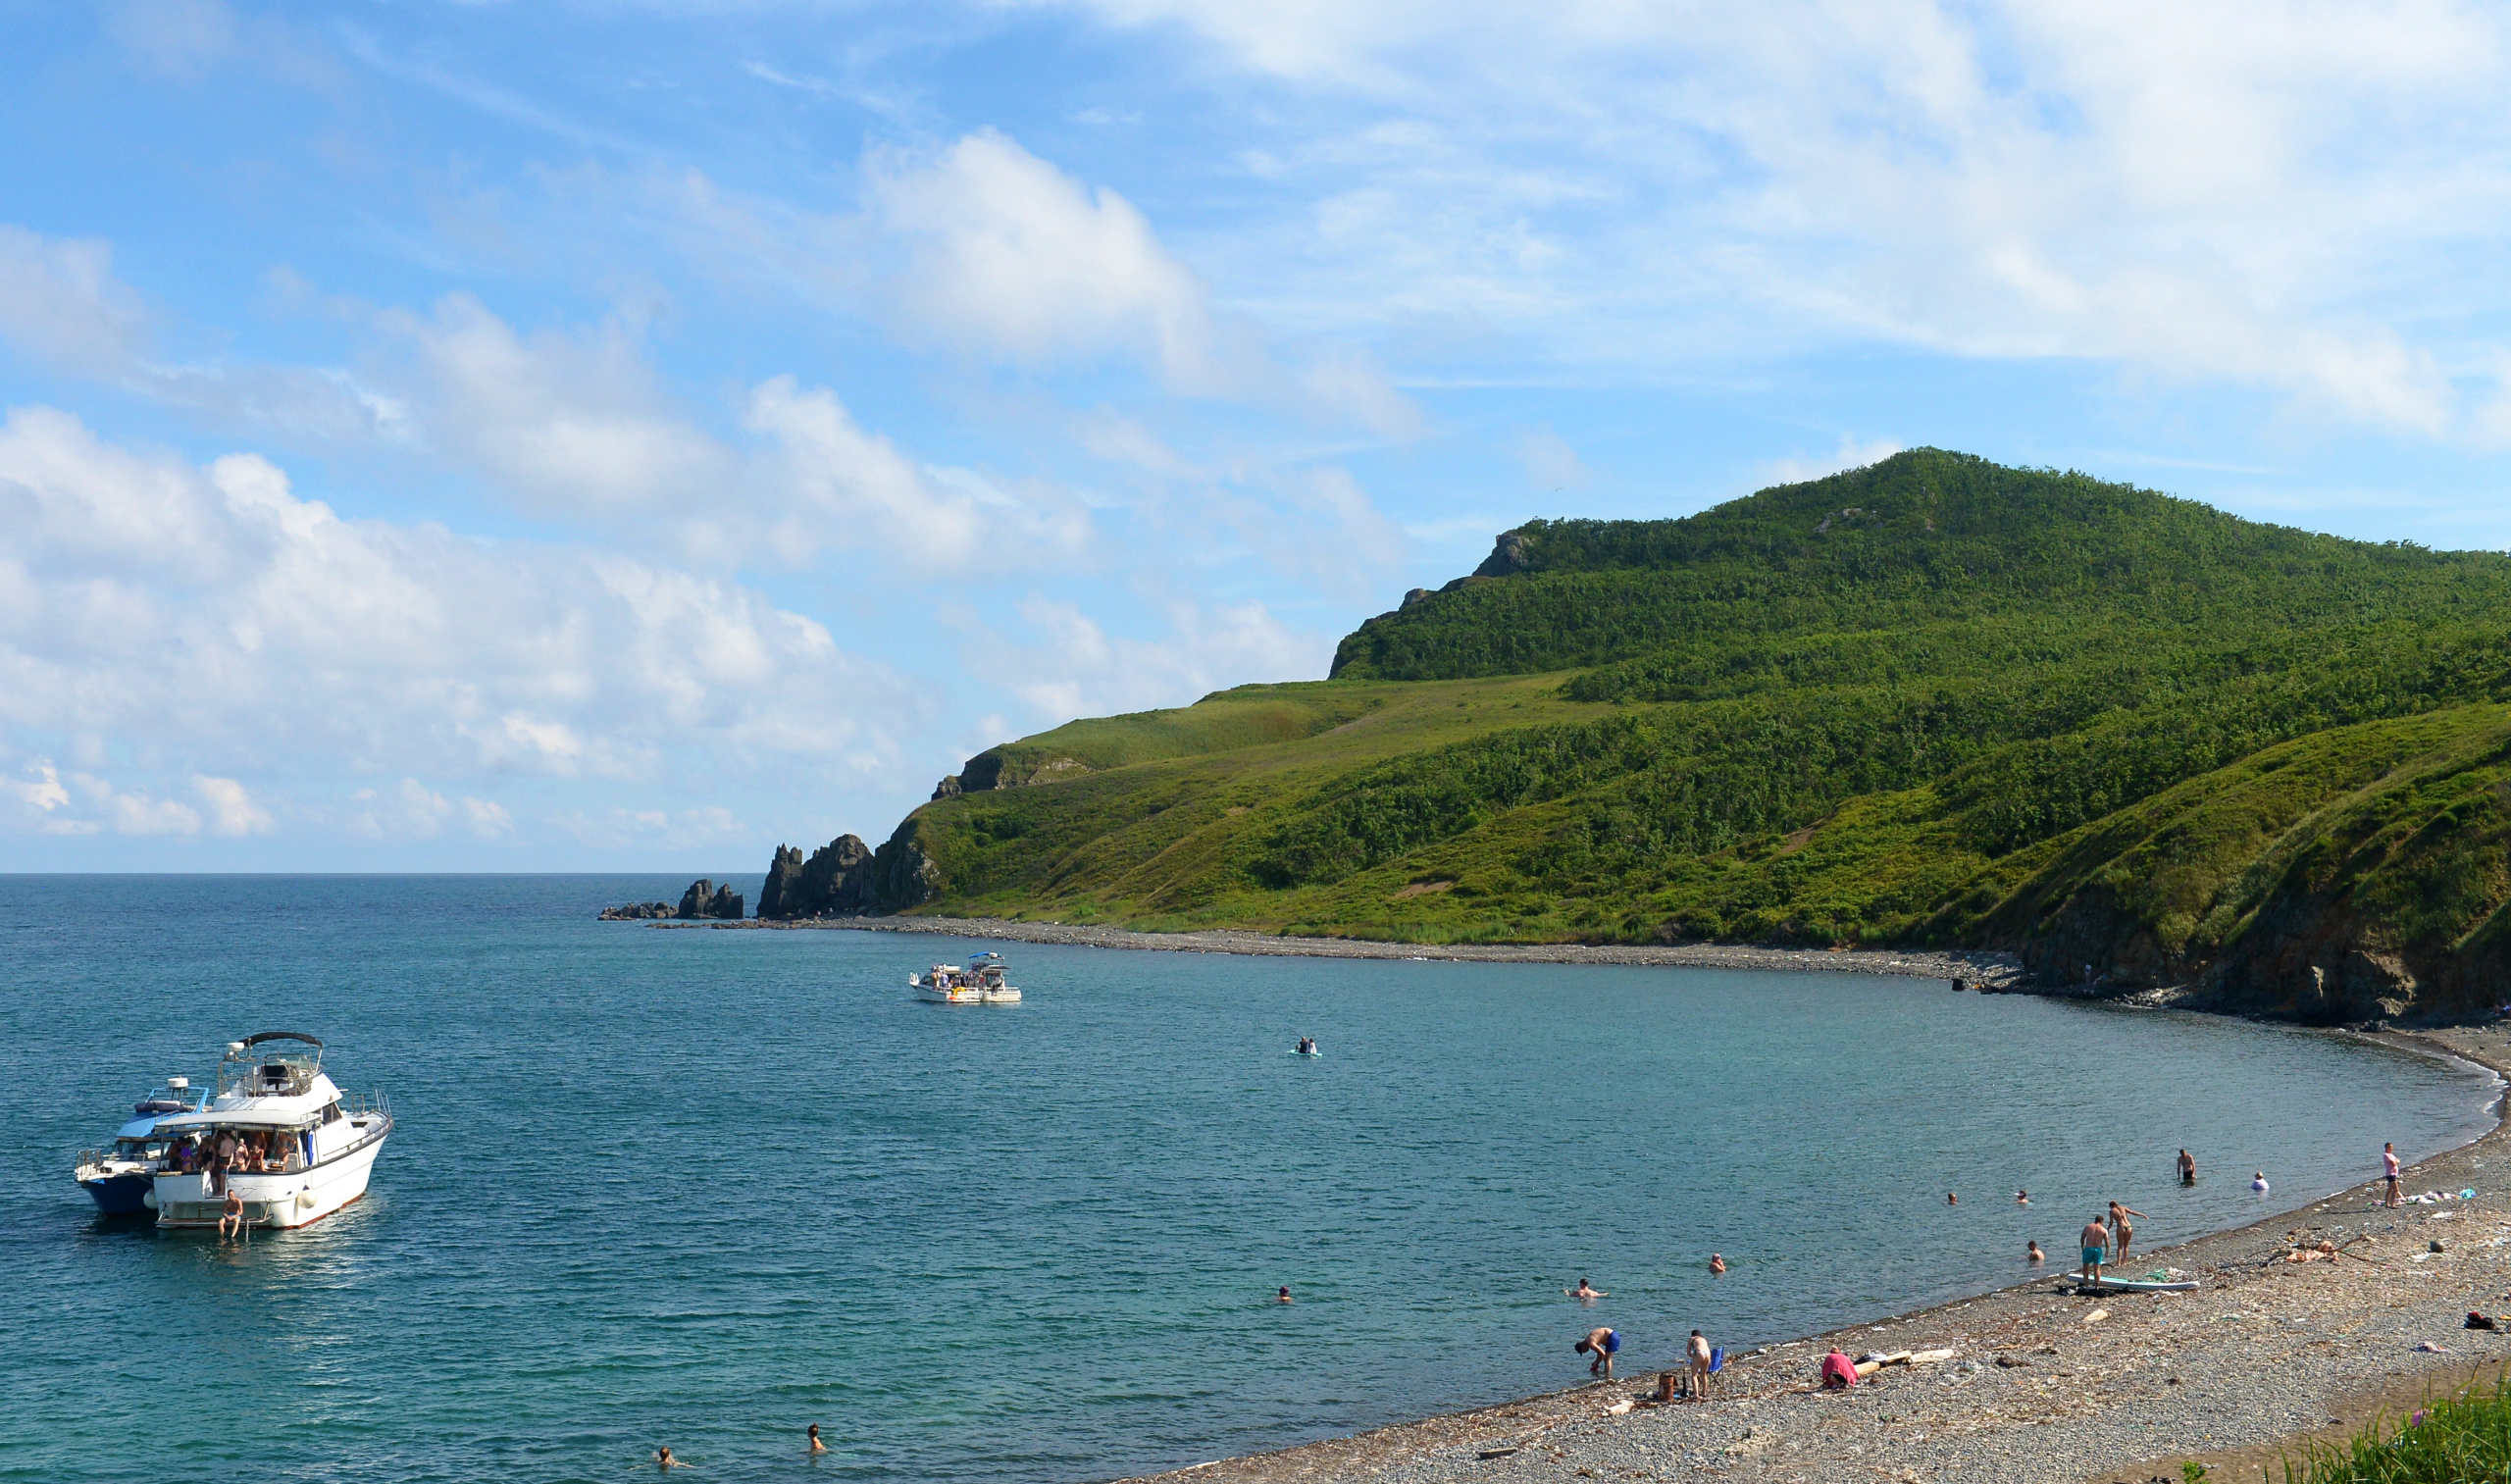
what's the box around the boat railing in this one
[76,1147,102,1171]
[342,1090,391,1118]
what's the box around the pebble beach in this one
[1102,1025,2511,1484]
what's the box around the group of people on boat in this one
[161,1128,305,1193]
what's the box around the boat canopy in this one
[243,1031,325,1049]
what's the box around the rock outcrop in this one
[757,835,880,919]
[931,775,962,800]
[598,900,675,920]
[676,880,744,920]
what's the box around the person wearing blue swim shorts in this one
[1576,1326,1620,1377]
[2078,1214,2111,1282]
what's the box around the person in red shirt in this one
[1819,1347,1859,1389]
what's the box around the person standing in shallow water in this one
[2178,1148,2197,1184]
[2026,1241,2045,1263]
[1575,1327,1619,1377]
[2109,1201,2145,1262]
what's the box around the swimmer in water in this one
[2253,1171,2270,1193]
[2016,1190,2029,1205]
[1708,1254,1726,1276]
[1276,1286,1294,1304]
[1947,1193,1958,1205]
[2027,1241,2045,1263]
[656,1445,683,1469]
[1567,1278,1607,1300]
[808,1425,826,1453]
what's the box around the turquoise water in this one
[1,876,2496,1483]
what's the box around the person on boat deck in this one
[210,1129,238,1193]
[1819,1347,1859,1389]
[217,1187,245,1240]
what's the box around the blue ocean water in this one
[0,875,2495,1483]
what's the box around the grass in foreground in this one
[2278,1371,2511,1482]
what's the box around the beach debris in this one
[2083,1308,2111,1325]
[1475,1447,1520,1459]
[1604,1399,1632,1415]
[1909,1349,1958,1364]
[2465,1310,2498,1330]
[1994,1356,2030,1368]
[2433,1239,2449,1253]
[2416,1341,2448,1353]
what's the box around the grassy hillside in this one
[853,449,2511,1023]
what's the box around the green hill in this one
[802,449,2511,1024]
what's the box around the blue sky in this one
[5,0,2511,869]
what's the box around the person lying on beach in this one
[2109,1202,2145,1261]
[1708,1254,1726,1275]
[1819,1347,1859,1389]
[2178,1148,2197,1184]
[2027,1241,2044,1263]
[2078,1216,2110,1281]
[1574,1327,1620,1377]
[1567,1279,1606,1299]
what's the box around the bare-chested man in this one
[1574,1327,1620,1377]
[2078,1214,2110,1282]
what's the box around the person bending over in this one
[1575,1327,1620,1378]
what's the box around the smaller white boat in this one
[911,951,1021,1003]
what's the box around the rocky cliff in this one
[753,818,944,919]
[599,879,744,920]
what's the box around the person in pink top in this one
[1819,1347,1859,1389]
[2384,1143,2404,1206]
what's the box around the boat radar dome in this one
[226,1042,244,1054]
[167,1077,187,1090]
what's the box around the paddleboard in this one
[1289,1049,1323,1057]
[2066,1276,2199,1293]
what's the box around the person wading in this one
[2109,1201,2146,1262]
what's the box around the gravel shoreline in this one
[663,913,2508,1480]
[671,914,2032,987]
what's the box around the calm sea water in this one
[1,876,2496,1483]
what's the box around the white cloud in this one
[1045,0,2511,436]
[193,775,274,836]
[0,406,911,841]
[462,796,514,839]
[865,128,1250,393]
[969,595,1323,724]
[1512,425,1591,491]
[1760,435,1905,486]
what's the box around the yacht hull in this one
[78,1169,154,1216]
[153,1127,388,1230]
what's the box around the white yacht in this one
[147,1032,391,1231]
[910,951,1021,1003]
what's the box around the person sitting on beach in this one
[1819,1347,1859,1389]
[1276,1286,1294,1304]
[1567,1278,1606,1300]
[1708,1254,1726,1276]
[218,1187,245,1240]
[1574,1327,1620,1378]
[2178,1149,2197,1184]
[2078,1215,2110,1282]
[2384,1143,2404,1207]
[2027,1241,2045,1264]
[1687,1329,1713,1397]
[2109,1201,2145,1261]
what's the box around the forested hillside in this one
[805,450,2511,1024]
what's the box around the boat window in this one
[322,1101,342,1124]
